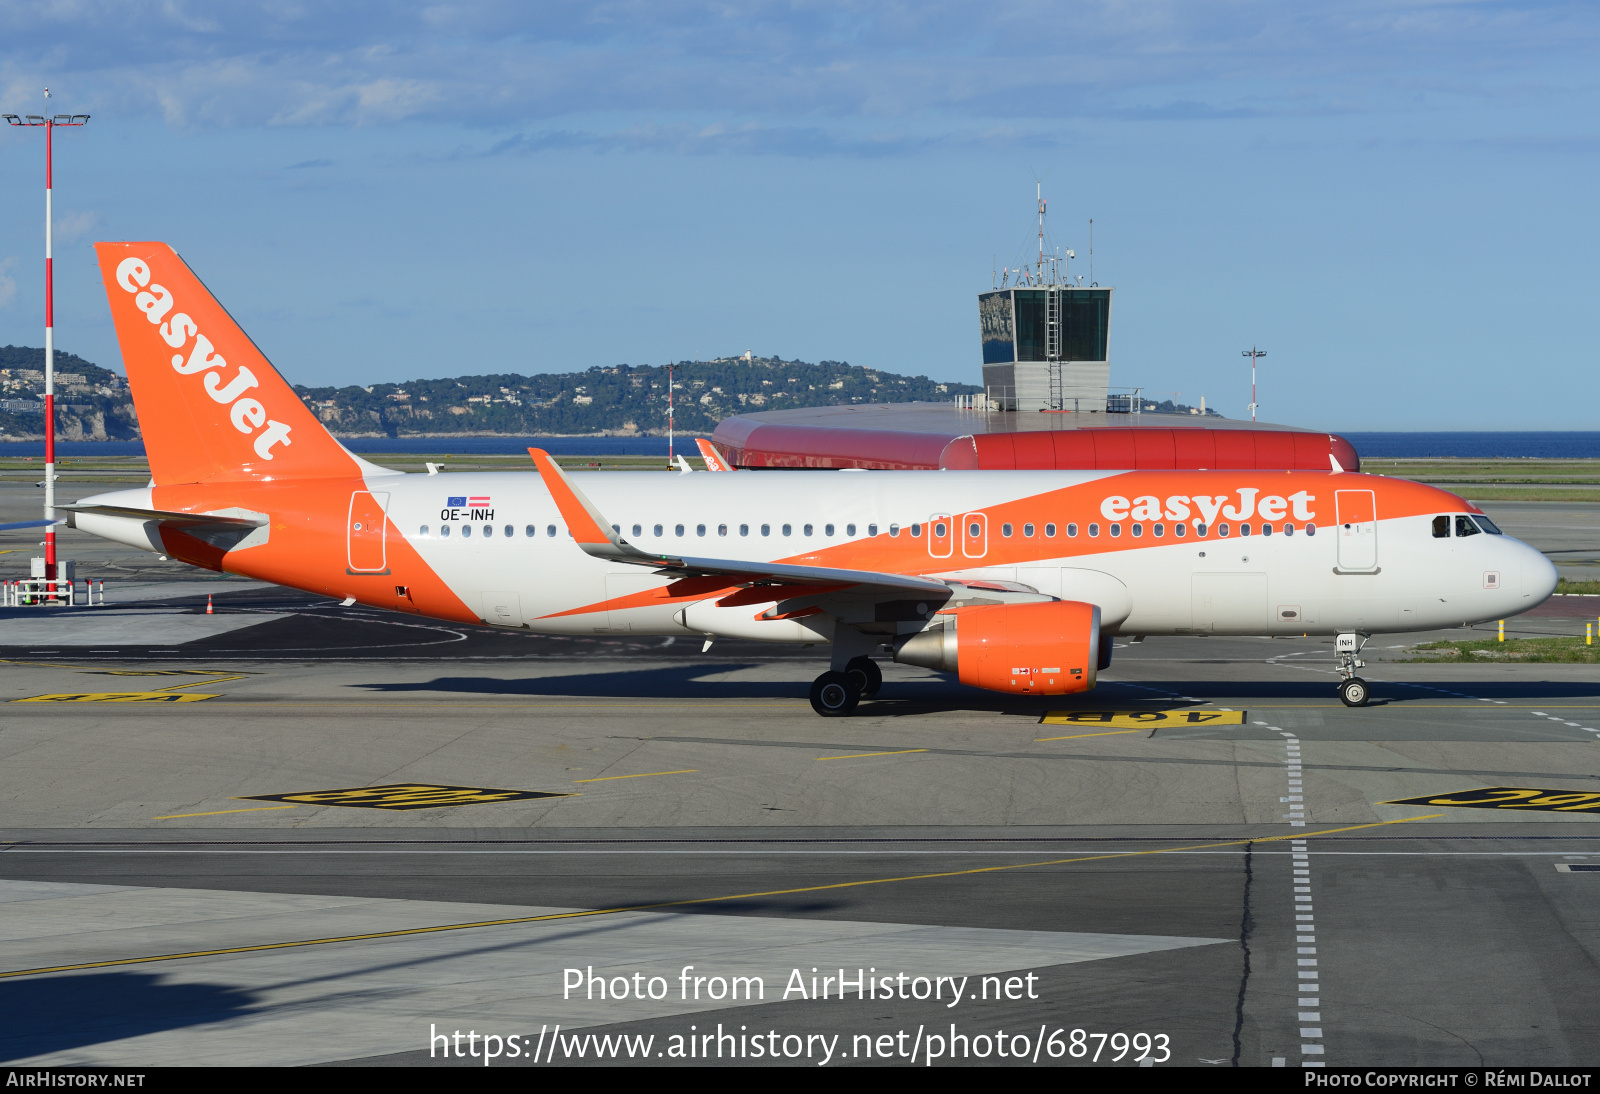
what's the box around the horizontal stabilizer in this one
[59,503,267,528]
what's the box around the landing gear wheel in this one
[810,671,861,717]
[844,656,882,699]
[1338,677,1370,708]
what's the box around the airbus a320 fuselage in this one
[67,242,1557,715]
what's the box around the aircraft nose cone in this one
[1523,545,1558,604]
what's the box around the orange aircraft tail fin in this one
[95,242,361,486]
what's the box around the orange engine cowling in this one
[893,600,1101,695]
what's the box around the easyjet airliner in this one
[64,243,1556,715]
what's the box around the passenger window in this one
[440,525,450,537]
[1218,523,1230,537]
[1196,523,1207,536]
[934,522,947,537]
[739,524,749,536]
[1283,524,1294,536]
[504,525,513,537]
[967,522,980,538]
[911,523,923,537]
[1175,523,1186,538]
[1261,523,1271,537]
[527,525,537,538]
[1432,515,1450,538]
[1239,523,1251,537]
[761,524,770,537]
[1306,523,1317,536]
[803,524,813,536]
[718,524,728,536]
[462,525,472,538]
[419,525,429,536]
[1153,523,1164,537]
[1088,523,1099,537]
[632,524,642,537]
[1110,523,1121,537]
[696,524,706,536]
[548,525,557,537]
[782,524,792,536]
[483,525,493,538]
[1002,523,1013,537]
[1455,515,1481,538]
[654,524,663,537]
[889,524,900,537]
[826,524,835,536]
[1023,523,1034,537]
[1131,524,1142,537]
[675,524,685,537]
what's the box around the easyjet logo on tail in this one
[114,257,293,461]
[1100,489,1317,527]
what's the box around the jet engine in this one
[892,600,1101,695]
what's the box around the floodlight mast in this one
[3,98,91,581]
[1242,346,1267,422]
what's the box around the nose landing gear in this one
[1335,632,1370,707]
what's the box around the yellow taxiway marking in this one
[1042,710,1247,728]
[0,814,1441,981]
[154,805,299,820]
[573,770,698,783]
[1035,730,1143,742]
[12,671,247,704]
[15,692,220,703]
[1384,787,1600,814]
[816,749,929,761]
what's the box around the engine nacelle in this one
[893,600,1101,695]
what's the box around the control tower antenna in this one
[1036,183,1046,280]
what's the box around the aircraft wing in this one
[527,447,948,596]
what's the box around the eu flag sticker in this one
[447,496,466,507]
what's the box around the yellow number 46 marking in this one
[1041,710,1246,728]
[15,691,218,703]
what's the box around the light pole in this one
[1241,346,1266,423]
[4,100,90,581]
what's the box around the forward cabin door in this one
[1335,490,1378,572]
[347,491,390,574]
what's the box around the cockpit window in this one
[1455,515,1481,538]
[1474,515,1504,534]
[1432,515,1449,538]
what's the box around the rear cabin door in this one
[347,491,390,574]
[1335,490,1378,572]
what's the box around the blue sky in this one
[0,1,1596,430]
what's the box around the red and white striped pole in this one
[4,98,89,582]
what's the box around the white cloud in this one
[0,2,1593,144]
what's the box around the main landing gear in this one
[1335,632,1370,707]
[809,656,882,717]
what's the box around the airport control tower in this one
[978,193,1112,412]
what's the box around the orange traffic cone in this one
[206,594,214,615]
